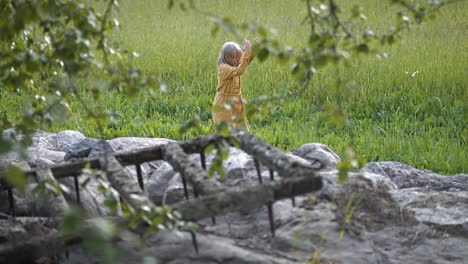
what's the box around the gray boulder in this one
[147,161,176,205]
[362,161,468,191]
[290,143,341,171]
[1,129,66,166]
[64,138,114,161]
[55,130,85,151]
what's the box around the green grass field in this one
[1,0,467,174]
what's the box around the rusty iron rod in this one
[136,164,144,191]
[199,150,216,225]
[181,174,189,200]
[190,232,199,254]
[73,176,81,205]
[267,202,275,237]
[7,188,15,217]
[254,158,262,183]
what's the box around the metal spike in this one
[200,151,206,170]
[73,176,81,205]
[253,160,275,237]
[181,174,189,200]
[200,149,216,226]
[190,231,199,254]
[7,188,16,217]
[254,158,262,183]
[136,163,144,191]
[267,202,275,237]
[291,197,296,207]
[269,169,274,181]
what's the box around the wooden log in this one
[172,175,322,221]
[178,134,225,154]
[33,168,69,217]
[161,143,224,196]
[231,130,319,178]
[99,156,154,209]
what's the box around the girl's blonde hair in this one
[217,42,242,66]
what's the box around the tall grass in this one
[1,0,467,174]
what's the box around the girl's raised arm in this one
[219,49,251,79]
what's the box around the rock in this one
[162,173,190,205]
[114,230,296,264]
[0,129,66,167]
[362,161,468,191]
[272,201,383,264]
[334,173,412,234]
[55,130,85,151]
[147,161,176,205]
[220,147,255,181]
[58,176,109,217]
[30,130,57,151]
[105,137,175,202]
[64,138,114,161]
[391,188,468,236]
[28,149,65,164]
[29,157,56,168]
[2,128,17,138]
[290,143,341,171]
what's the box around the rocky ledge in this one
[1,129,467,264]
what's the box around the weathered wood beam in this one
[33,168,69,217]
[99,156,154,209]
[172,175,323,221]
[178,134,225,154]
[161,143,225,197]
[231,130,319,178]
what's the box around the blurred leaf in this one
[210,24,219,37]
[60,207,83,235]
[337,160,351,184]
[0,137,13,154]
[257,48,269,62]
[5,166,27,194]
[355,44,369,53]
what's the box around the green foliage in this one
[5,165,26,193]
[0,0,466,262]
[336,149,363,184]
[0,0,148,197]
[206,141,230,179]
[60,207,121,264]
[0,0,147,136]
[6,0,461,174]
[339,194,362,240]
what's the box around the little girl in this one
[212,39,255,132]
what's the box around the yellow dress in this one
[212,51,253,131]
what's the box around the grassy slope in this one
[1,0,467,174]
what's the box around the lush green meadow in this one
[2,0,467,174]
